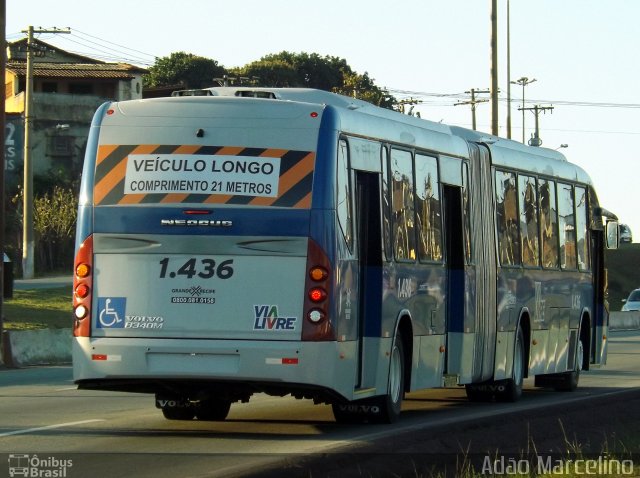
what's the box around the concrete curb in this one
[0,313,637,367]
[609,311,640,330]
[2,328,72,367]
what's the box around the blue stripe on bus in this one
[363,266,383,337]
[313,107,340,211]
[93,206,311,236]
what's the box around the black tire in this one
[331,402,368,424]
[161,406,196,420]
[372,332,405,423]
[331,332,405,424]
[497,326,525,402]
[195,399,232,421]
[554,334,584,392]
[465,384,493,402]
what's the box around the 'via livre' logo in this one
[253,305,296,331]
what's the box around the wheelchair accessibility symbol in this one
[97,297,127,328]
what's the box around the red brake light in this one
[75,284,89,299]
[309,287,327,303]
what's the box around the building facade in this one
[4,38,147,185]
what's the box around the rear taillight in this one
[302,239,334,341]
[73,235,93,337]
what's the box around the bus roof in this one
[450,126,593,186]
[144,87,471,160]
[114,87,593,186]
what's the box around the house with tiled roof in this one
[4,37,147,182]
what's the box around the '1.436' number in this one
[159,258,234,279]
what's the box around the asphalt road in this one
[0,330,638,478]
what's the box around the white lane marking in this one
[55,387,78,392]
[0,419,106,438]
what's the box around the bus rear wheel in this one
[161,406,196,420]
[554,334,584,392]
[373,331,405,423]
[331,332,405,424]
[195,399,232,421]
[497,326,525,402]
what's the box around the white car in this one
[622,289,640,311]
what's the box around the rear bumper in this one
[73,337,356,400]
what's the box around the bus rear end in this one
[72,94,344,420]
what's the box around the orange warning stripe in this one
[249,152,315,207]
[294,192,312,209]
[96,145,119,165]
[94,144,159,205]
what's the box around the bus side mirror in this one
[606,220,619,249]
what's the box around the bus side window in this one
[495,170,521,266]
[558,182,577,270]
[415,154,442,262]
[381,146,392,261]
[391,148,416,261]
[518,175,540,267]
[462,164,472,264]
[337,139,353,250]
[539,179,559,268]
[575,186,590,271]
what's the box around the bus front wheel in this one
[373,331,405,423]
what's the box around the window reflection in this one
[558,182,577,269]
[495,171,520,266]
[415,154,442,262]
[575,186,589,270]
[518,175,539,266]
[391,149,416,260]
[539,179,559,268]
[337,140,352,249]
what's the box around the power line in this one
[388,88,640,110]
[70,28,157,60]
[7,29,157,67]
[55,34,153,65]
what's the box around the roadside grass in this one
[2,286,72,330]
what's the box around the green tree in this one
[144,52,227,89]
[233,58,298,87]
[235,51,397,109]
[335,71,395,109]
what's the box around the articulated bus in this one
[73,87,618,423]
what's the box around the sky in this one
[7,0,640,241]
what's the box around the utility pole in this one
[506,0,512,139]
[519,104,554,147]
[455,88,489,130]
[21,26,69,279]
[490,0,499,136]
[511,76,536,144]
[398,97,422,117]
